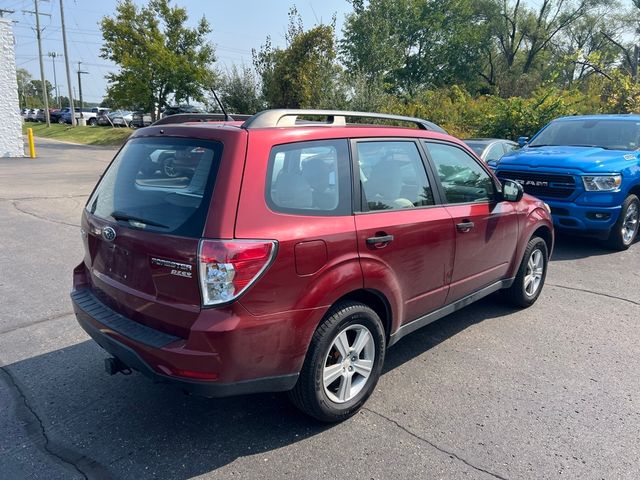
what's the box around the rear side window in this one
[357,141,434,211]
[266,139,351,215]
[86,137,222,237]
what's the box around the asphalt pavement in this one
[1,138,639,479]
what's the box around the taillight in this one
[198,239,277,306]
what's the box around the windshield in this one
[86,137,222,237]
[529,119,640,151]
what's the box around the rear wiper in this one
[110,211,169,229]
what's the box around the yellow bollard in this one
[27,128,36,158]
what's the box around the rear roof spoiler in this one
[241,109,447,134]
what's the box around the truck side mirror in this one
[517,136,529,148]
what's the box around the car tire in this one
[606,194,639,251]
[58,117,65,124]
[502,236,548,308]
[88,118,97,126]
[288,301,385,422]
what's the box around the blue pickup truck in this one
[490,114,640,250]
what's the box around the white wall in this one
[0,19,23,158]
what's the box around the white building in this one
[0,19,23,158]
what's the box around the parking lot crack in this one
[363,408,509,480]
[548,283,640,306]
[11,200,80,227]
[0,311,75,336]
[0,366,93,479]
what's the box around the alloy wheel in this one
[323,324,375,404]
[621,201,639,245]
[524,249,544,297]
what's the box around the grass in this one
[23,122,132,147]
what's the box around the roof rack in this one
[151,113,253,126]
[241,109,447,134]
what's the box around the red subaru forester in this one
[71,109,553,422]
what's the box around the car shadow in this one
[3,296,516,479]
[550,232,628,261]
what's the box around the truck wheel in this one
[288,302,385,422]
[606,194,639,251]
[502,236,548,308]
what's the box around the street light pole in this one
[77,62,88,123]
[59,0,76,126]
[48,52,61,108]
[30,0,51,126]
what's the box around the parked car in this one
[51,107,71,124]
[109,110,134,127]
[61,107,99,125]
[26,109,40,122]
[96,110,112,126]
[160,104,204,118]
[463,138,518,162]
[490,114,640,250]
[71,109,553,422]
[130,111,153,128]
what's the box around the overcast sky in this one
[7,0,350,103]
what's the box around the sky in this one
[5,0,352,104]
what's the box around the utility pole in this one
[59,0,76,126]
[48,52,61,108]
[77,62,88,123]
[23,1,51,126]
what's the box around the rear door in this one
[353,139,455,324]
[82,136,224,337]
[423,141,519,302]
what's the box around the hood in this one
[496,146,640,173]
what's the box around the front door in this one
[353,139,456,325]
[423,141,520,302]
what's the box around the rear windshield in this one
[86,137,222,237]
[529,119,640,151]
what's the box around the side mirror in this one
[517,136,529,148]
[502,179,524,202]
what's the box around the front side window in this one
[357,141,434,211]
[267,139,351,215]
[87,137,222,237]
[424,142,497,204]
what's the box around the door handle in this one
[366,234,394,247]
[456,221,475,233]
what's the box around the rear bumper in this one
[71,288,299,397]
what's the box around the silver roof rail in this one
[241,109,447,134]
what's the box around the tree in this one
[599,1,640,82]
[16,69,33,109]
[485,0,610,96]
[100,0,216,119]
[341,0,495,97]
[212,65,263,114]
[253,8,344,109]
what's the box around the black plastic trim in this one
[388,278,514,346]
[72,290,299,397]
[71,289,181,348]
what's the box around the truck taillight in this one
[198,239,277,306]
